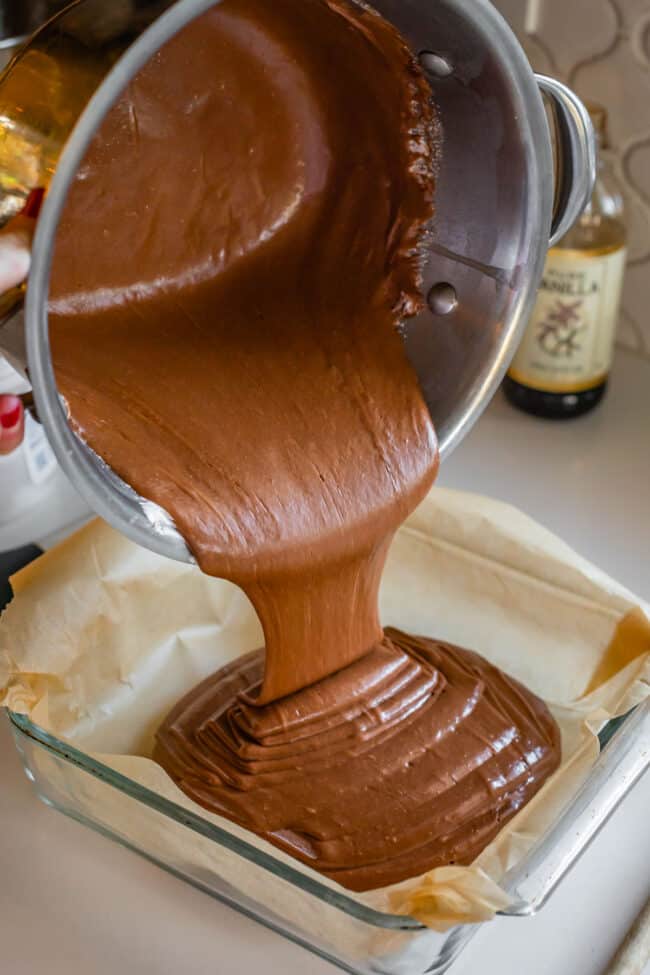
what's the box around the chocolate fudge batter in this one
[156,631,560,890]
[50,0,561,891]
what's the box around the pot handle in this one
[536,75,597,247]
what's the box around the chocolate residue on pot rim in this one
[49,0,561,892]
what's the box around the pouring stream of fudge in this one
[49,0,560,891]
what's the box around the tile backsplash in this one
[491,0,650,360]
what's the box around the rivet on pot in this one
[427,283,458,315]
[418,52,453,78]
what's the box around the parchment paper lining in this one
[1,486,648,947]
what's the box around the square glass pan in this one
[7,702,649,975]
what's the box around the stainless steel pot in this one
[0,0,595,563]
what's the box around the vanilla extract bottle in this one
[504,103,627,419]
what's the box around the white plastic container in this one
[0,356,90,551]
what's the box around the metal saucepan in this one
[0,0,595,563]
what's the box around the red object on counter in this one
[0,394,25,455]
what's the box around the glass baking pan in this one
[7,701,649,975]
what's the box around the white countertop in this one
[1,347,649,975]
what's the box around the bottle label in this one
[509,246,627,393]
